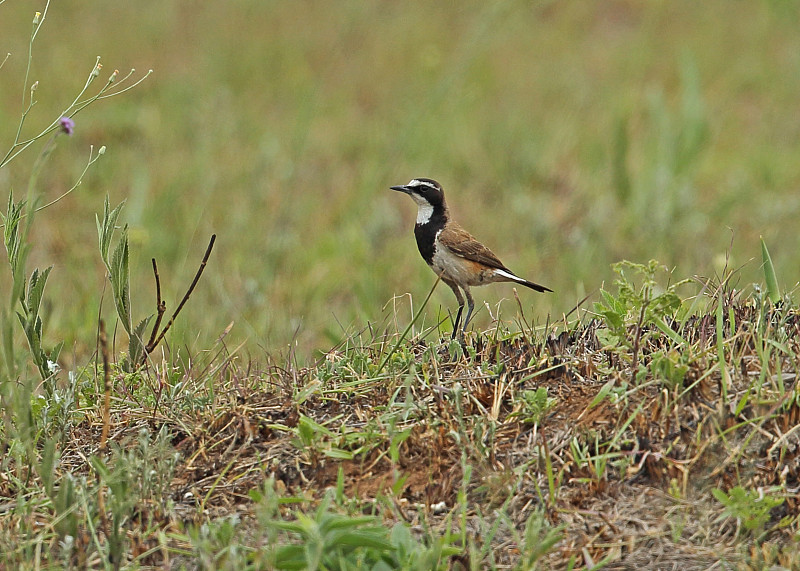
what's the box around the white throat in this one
[415,202,434,224]
[408,192,435,224]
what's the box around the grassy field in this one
[1,1,800,357]
[2,1,800,569]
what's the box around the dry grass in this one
[4,284,798,569]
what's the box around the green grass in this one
[3,2,800,568]
[2,1,800,359]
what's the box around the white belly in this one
[430,234,500,287]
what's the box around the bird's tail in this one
[519,279,552,293]
[494,268,553,293]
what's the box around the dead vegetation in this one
[1,280,792,570]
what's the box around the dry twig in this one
[142,234,216,364]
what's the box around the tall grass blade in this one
[375,276,440,375]
[760,236,780,304]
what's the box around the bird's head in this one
[390,178,446,214]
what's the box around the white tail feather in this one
[494,268,524,282]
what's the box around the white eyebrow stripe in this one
[409,179,437,189]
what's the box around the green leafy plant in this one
[90,427,180,566]
[648,348,690,389]
[291,414,355,461]
[516,386,557,425]
[244,481,461,570]
[1,7,147,381]
[262,491,397,570]
[2,194,61,383]
[514,509,565,571]
[593,260,689,385]
[712,485,785,537]
[96,196,153,368]
[594,260,685,348]
[189,515,249,570]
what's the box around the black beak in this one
[390,185,410,193]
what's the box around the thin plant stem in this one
[376,275,441,376]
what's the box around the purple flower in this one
[58,116,74,136]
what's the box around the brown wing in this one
[439,223,509,271]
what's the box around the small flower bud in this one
[109,69,119,83]
[58,116,75,136]
[33,12,41,25]
[98,146,106,155]
[92,62,103,77]
[30,80,38,93]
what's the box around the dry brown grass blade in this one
[142,234,216,364]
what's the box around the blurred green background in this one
[1,1,799,362]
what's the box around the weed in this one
[712,485,785,539]
[515,386,557,425]
[594,259,688,384]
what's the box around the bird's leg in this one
[461,287,475,335]
[444,279,465,339]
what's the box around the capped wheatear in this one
[391,177,551,337]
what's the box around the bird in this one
[390,177,552,338]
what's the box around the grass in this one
[2,2,800,359]
[2,262,800,569]
[2,1,800,569]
